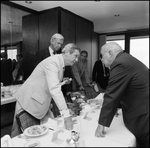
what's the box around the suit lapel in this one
[57,55,65,82]
[44,48,50,59]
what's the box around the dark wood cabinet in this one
[39,9,59,51]
[60,10,76,47]
[76,17,93,75]
[22,7,98,77]
[22,14,39,55]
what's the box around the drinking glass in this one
[56,115,64,133]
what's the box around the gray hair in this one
[62,43,81,54]
[50,33,64,42]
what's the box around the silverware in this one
[48,127,54,131]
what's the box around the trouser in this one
[136,139,149,147]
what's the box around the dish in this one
[87,98,102,105]
[24,140,40,147]
[24,125,49,137]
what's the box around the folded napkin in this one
[94,93,104,100]
[1,135,13,147]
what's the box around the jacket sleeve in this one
[44,61,68,111]
[92,62,97,81]
[71,63,83,86]
[98,63,131,127]
[84,61,91,84]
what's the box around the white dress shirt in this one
[49,46,56,56]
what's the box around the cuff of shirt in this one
[60,108,70,118]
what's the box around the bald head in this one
[102,42,123,54]
[101,42,123,68]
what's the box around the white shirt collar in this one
[49,46,55,56]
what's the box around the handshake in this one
[61,77,72,86]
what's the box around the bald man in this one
[95,42,149,147]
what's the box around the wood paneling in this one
[61,10,76,48]
[92,32,99,74]
[76,17,93,77]
[22,14,39,55]
[39,9,58,51]
[22,7,96,78]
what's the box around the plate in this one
[24,140,40,147]
[24,125,49,137]
[87,98,102,105]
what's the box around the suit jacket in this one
[33,48,50,70]
[99,52,149,142]
[71,58,90,90]
[92,60,109,90]
[14,54,67,119]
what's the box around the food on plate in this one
[87,98,102,105]
[27,125,47,135]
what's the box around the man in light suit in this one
[95,42,149,147]
[11,43,81,138]
[32,33,64,117]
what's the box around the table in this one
[8,107,136,147]
[1,85,21,105]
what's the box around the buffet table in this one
[3,107,136,147]
[1,85,21,105]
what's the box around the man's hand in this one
[87,83,94,87]
[63,77,72,85]
[79,85,84,90]
[95,124,106,137]
[64,116,73,131]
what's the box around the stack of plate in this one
[4,91,12,98]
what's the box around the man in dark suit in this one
[32,33,64,118]
[95,42,149,147]
[32,33,64,69]
[92,57,109,92]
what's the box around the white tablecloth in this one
[5,107,136,147]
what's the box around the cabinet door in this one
[22,14,39,55]
[76,17,93,76]
[39,9,59,51]
[61,10,76,48]
[92,32,99,71]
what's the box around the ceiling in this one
[1,1,149,46]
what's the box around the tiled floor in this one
[1,125,12,138]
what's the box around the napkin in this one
[44,118,57,130]
[1,135,13,147]
[94,93,104,100]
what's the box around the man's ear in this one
[65,51,69,55]
[108,50,113,58]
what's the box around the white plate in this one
[87,98,102,105]
[24,125,49,137]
